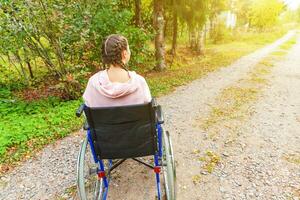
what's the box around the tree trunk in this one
[171,7,178,56]
[27,61,34,78]
[209,16,216,39]
[163,15,168,38]
[134,0,142,27]
[153,0,166,71]
[209,16,213,37]
[190,28,196,49]
[15,52,30,84]
[196,25,205,54]
[24,48,34,78]
[188,28,191,47]
[204,23,207,45]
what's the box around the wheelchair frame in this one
[76,101,176,200]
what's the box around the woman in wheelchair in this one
[82,34,151,107]
[76,34,176,200]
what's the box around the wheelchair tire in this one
[162,130,176,200]
[77,137,105,200]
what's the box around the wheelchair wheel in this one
[77,137,104,200]
[162,130,176,200]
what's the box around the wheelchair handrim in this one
[77,137,104,200]
[77,138,88,200]
[167,131,176,196]
[162,130,176,200]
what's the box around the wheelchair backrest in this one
[84,100,158,159]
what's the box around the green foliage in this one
[249,0,284,29]
[0,88,12,99]
[235,0,251,26]
[0,63,24,91]
[0,0,154,99]
[0,97,82,162]
[89,5,153,69]
[279,10,299,24]
[210,22,233,43]
[208,0,229,19]
[177,0,210,29]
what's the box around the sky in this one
[283,0,300,10]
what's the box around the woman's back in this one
[83,69,151,107]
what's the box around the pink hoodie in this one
[83,70,151,107]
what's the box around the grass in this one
[0,28,293,173]
[271,50,287,57]
[279,35,297,50]
[199,150,221,174]
[271,34,298,56]
[284,154,300,165]
[191,150,220,185]
[192,175,202,185]
[55,185,77,200]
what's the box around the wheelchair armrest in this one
[76,104,85,117]
[83,120,89,130]
[156,105,164,124]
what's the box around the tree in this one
[170,0,178,56]
[235,0,251,27]
[208,0,228,35]
[180,0,209,53]
[0,4,32,85]
[135,0,142,27]
[249,0,284,29]
[153,0,166,71]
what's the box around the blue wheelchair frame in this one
[86,122,164,200]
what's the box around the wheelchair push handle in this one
[152,98,158,107]
[152,98,164,124]
[76,104,85,117]
[156,105,164,124]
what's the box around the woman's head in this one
[101,34,131,68]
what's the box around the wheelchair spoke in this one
[77,137,104,200]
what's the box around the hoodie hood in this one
[95,70,139,99]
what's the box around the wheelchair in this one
[75,99,176,200]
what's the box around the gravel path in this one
[0,31,297,200]
[215,34,300,199]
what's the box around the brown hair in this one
[101,34,129,69]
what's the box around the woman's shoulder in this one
[87,70,107,83]
[129,70,147,83]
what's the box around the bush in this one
[211,22,233,43]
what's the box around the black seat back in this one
[84,101,157,159]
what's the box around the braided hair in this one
[101,34,129,70]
